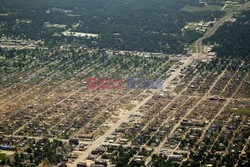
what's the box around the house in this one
[115,129,125,133]
[91,147,106,155]
[0,145,16,151]
[78,134,94,141]
[58,163,67,167]
[119,138,129,144]
[95,159,107,167]
[77,162,87,167]
[69,138,79,145]
[168,154,183,161]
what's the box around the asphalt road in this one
[68,53,202,167]
[195,1,250,53]
[68,2,250,166]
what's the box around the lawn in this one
[188,43,196,53]
[181,5,222,12]
[227,107,250,115]
[223,4,240,12]
[165,61,174,68]
[124,104,136,111]
[0,153,9,161]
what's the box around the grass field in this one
[188,43,196,53]
[227,107,250,115]
[0,153,9,161]
[223,4,240,12]
[181,5,222,12]
[165,61,175,68]
[124,104,136,111]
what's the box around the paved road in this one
[147,65,228,159]
[3,135,70,143]
[69,93,155,167]
[68,2,250,166]
[68,54,202,166]
[195,1,250,53]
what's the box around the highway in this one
[195,1,250,53]
[68,2,250,166]
[68,53,204,167]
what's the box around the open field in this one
[0,153,10,161]
[0,1,250,167]
[1,42,249,166]
[227,107,250,115]
[181,5,222,12]
[0,43,249,167]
